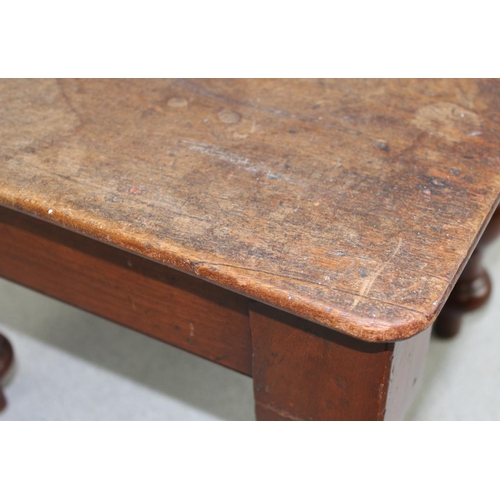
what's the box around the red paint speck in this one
[129,187,140,195]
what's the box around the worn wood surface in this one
[250,302,430,420]
[1,79,500,341]
[0,206,252,374]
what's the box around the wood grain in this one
[250,302,430,420]
[1,79,500,341]
[0,206,252,375]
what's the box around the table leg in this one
[434,207,500,338]
[0,332,14,412]
[249,302,430,421]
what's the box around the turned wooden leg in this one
[434,207,500,339]
[0,332,14,411]
[249,302,430,421]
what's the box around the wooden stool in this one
[1,79,500,419]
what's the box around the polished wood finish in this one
[434,208,500,338]
[0,333,14,411]
[2,79,500,342]
[0,206,252,375]
[250,302,430,420]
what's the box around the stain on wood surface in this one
[1,79,499,341]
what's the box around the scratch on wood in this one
[194,258,424,315]
[184,141,260,173]
[182,141,306,187]
[350,237,403,311]
[56,79,85,130]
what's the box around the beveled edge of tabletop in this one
[2,195,497,343]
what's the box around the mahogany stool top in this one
[1,79,499,341]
